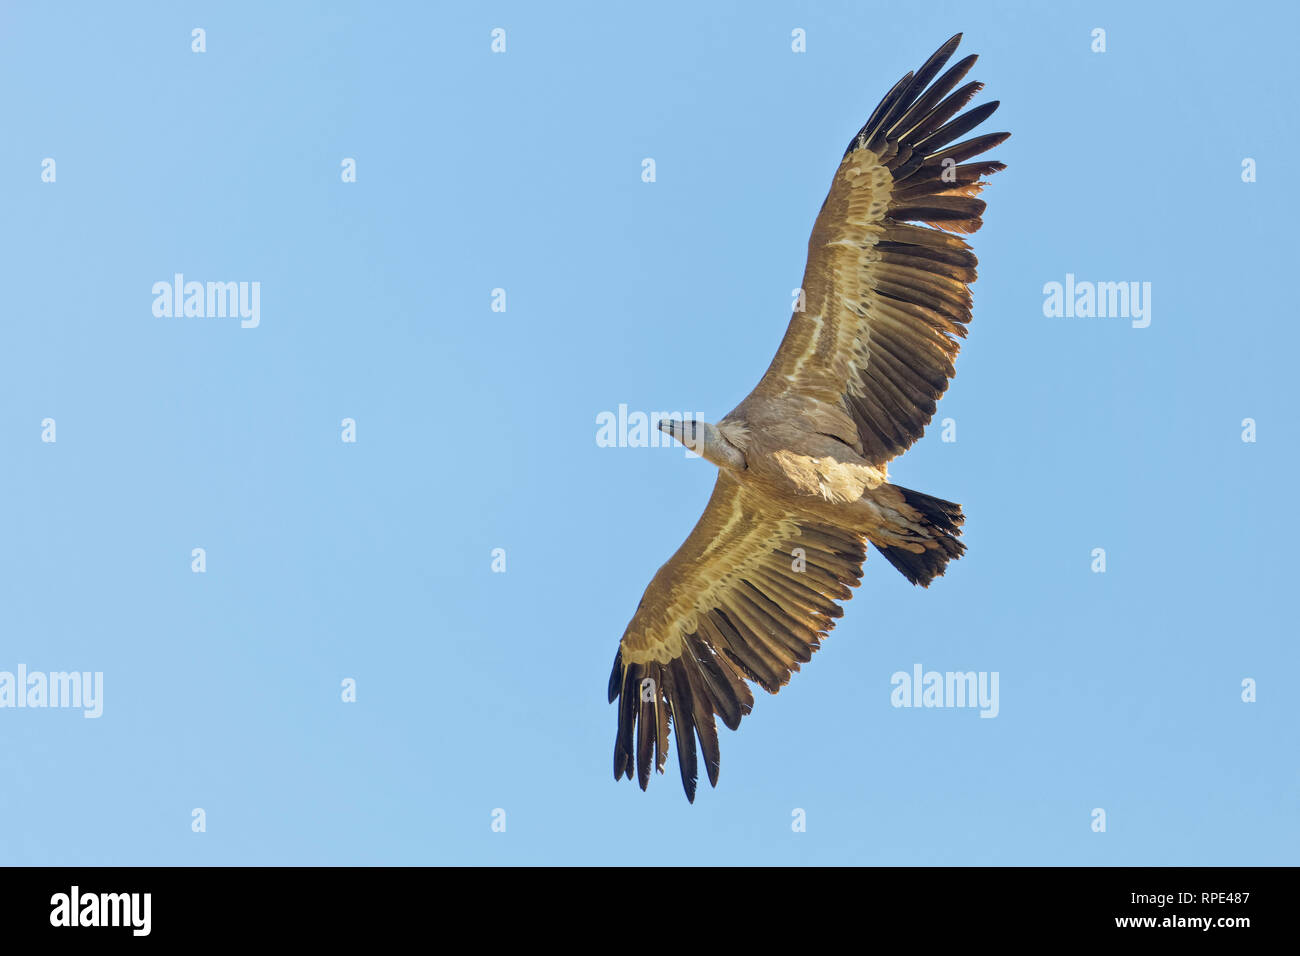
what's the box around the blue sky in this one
[1,0,1296,865]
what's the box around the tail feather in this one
[874,484,965,587]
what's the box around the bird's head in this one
[657,417,707,454]
[657,417,746,470]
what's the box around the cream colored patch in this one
[823,160,892,403]
[783,153,893,394]
[697,488,743,562]
[783,308,824,384]
[772,449,873,504]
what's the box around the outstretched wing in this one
[609,471,867,800]
[748,33,1008,465]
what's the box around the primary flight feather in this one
[610,33,1008,801]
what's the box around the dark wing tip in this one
[927,34,964,69]
[607,647,623,703]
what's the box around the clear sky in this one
[1,0,1296,865]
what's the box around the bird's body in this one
[698,418,922,561]
[715,404,926,545]
[610,34,1007,800]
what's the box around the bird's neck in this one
[704,422,748,471]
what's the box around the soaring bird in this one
[609,34,1007,801]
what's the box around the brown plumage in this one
[610,34,1007,801]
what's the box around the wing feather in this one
[745,33,1008,465]
[610,472,867,800]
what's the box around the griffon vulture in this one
[610,34,1008,800]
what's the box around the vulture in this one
[609,34,1008,801]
